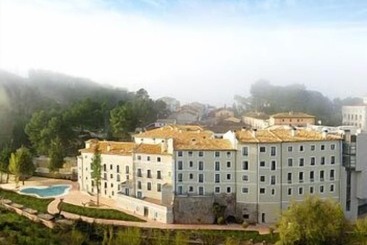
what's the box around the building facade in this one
[342,105,367,131]
[78,125,348,224]
[269,112,316,127]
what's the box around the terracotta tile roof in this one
[271,112,315,118]
[80,141,135,155]
[236,128,341,143]
[80,140,171,155]
[135,125,234,150]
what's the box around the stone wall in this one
[173,195,214,224]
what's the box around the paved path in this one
[2,177,271,234]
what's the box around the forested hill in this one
[0,70,166,155]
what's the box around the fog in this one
[1,0,367,106]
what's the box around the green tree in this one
[0,146,12,183]
[8,147,35,186]
[25,110,50,154]
[48,137,65,171]
[353,217,367,245]
[91,145,102,206]
[277,196,347,245]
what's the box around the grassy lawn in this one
[0,188,53,213]
[61,202,145,222]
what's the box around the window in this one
[117,174,120,182]
[271,188,275,195]
[188,186,193,192]
[147,182,151,191]
[299,145,304,152]
[310,157,315,166]
[299,158,304,167]
[103,164,106,171]
[137,169,142,177]
[320,170,324,181]
[178,173,183,182]
[178,161,183,170]
[330,169,335,181]
[331,156,335,164]
[126,166,129,174]
[299,187,303,195]
[215,161,220,171]
[243,161,248,170]
[260,161,265,167]
[215,187,220,193]
[116,165,120,173]
[321,145,325,150]
[198,174,204,183]
[147,170,152,178]
[260,146,266,153]
[104,173,107,180]
[288,146,293,152]
[189,173,193,179]
[288,158,293,167]
[271,176,276,185]
[110,174,113,179]
[198,161,204,170]
[227,187,231,193]
[199,151,204,157]
[299,172,304,183]
[242,175,248,181]
[137,155,141,160]
[311,145,315,151]
[330,184,334,192]
[310,186,314,194]
[260,188,265,194]
[157,184,162,192]
[189,161,193,167]
[242,187,248,193]
[137,181,142,189]
[104,182,107,188]
[215,151,220,157]
[287,173,292,184]
[178,151,183,157]
[157,171,162,179]
[271,161,276,170]
[227,151,231,157]
[157,157,161,162]
[188,151,193,157]
[288,188,292,195]
[331,144,336,150]
[310,171,314,182]
[271,146,276,156]
[226,174,231,180]
[147,156,151,161]
[198,187,204,195]
[178,186,183,195]
[260,176,265,182]
[320,157,325,165]
[227,161,231,168]
[242,147,249,156]
[320,185,324,193]
[215,174,220,183]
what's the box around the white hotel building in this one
[78,125,350,224]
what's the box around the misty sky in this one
[1,0,367,106]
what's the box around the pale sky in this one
[1,0,367,106]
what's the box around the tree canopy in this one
[8,147,35,186]
[277,196,347,245]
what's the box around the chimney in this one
[291,128,297,137]
[107,144,111,152]
[252,129,257,137]
[322,129,328,139]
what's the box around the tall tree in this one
[8,147,35,186]
[277,196,347,245]
[0,146,12,183]
[90,145,102,206]
[48,137,65,171]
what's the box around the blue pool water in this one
[19,185,71,198]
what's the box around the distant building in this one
[269,112,315,127]
[168,109,199,124]
[214,108,235,119]
[242,112,269,129]
[342,98,367,131]
[158,97,180,112]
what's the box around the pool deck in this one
[0,176,272,234]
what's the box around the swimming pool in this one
[19,185,71,198]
